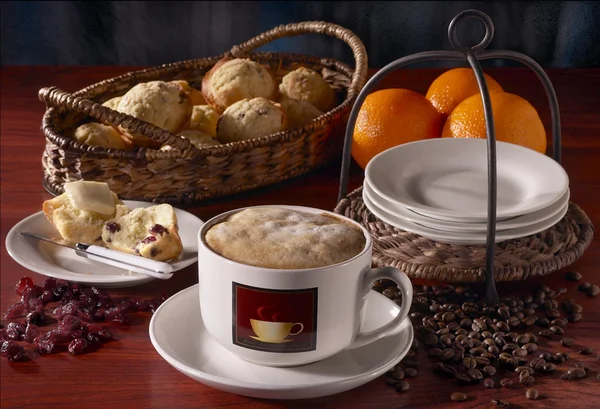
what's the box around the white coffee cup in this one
[198,205,413,367]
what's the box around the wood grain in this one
[1,66,599,409]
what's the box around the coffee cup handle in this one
[290,323,304,336]
[350,267,413,349]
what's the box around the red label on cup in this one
[232,282,318,353]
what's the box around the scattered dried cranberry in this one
[24,324,39,343]
[4,301,27,319]
[68,338,89,355]
[26,311,46,326]
[134,299,150,312]
[33,335,56,354]
[21,285,43,303]
[150,224,166,235]
[1,340,16,356]
[111,313,129,324]
[1,341,26,362]
[5,322,25,340]
[27,298,44,313]
[59,315,82,332]
[141,236,157,244]
[40,290,55,303]
[15,277,34,295]
[42,277,58,291]
[105,222,121,233]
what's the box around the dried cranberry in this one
[86,333,101,345]
[119,300,135,313]
[134,299,150,311]
[46,329,73,344]
[105,222,121,233]
[27,298,44,313]
[24,324,39,343]
[26,311,46,326]
[0,330,6,342]
[33,336,56,354]
[2,341,26,362]
[150,224,166,235]
[70,329,87,340]
[95,329,113,342]
[77,309,93,322]
[21,285,43,303]
[59,315,82,332]
[111,313,129,324]
[5,323,25,340]
[42,277,58,291]
[70,283,81,296]
[60,301,80,317]
[40,290,54,303]
[141,236,157,244]
[85,323,103,333]
[4,301,27,319]
[60,290,75,304]
[68,338,89,355]
[1,340,15,357]
[93,308,106,321]
[148,299,162,313]
[15,277,34,296]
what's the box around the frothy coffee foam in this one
[204,207,366,269]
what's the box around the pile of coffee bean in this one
[377,271,598,404]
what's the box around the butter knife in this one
[20,232,174,280]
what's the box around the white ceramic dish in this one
[363,191,569,245]
[5,201,203,288]
[364,180,571,233]
[365,139,569,222]
[149,284,414,400]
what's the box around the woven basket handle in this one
[230,21,368,98]
[38,86,198,158]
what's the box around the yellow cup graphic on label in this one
[249,319,304,343]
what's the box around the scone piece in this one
[204,207,366,269]
[101,204,183,262]
[202,58,277,113]
[178,130,221,149]
[43,181,131,245]
[278,95,324,129]
[102,96,122,110]
[116,81,193,148]
[186,105,219,137]
[216,97,286,143]
[72,122,132,150]
[171,80,206,105]
[279,67,337,112]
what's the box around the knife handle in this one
[79,245,174,280]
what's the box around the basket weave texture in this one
[334,187,595,283]
[39,22,368,205]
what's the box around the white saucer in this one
[363,191,569,245]
[365,138,569,222]
[149,284,414,400]
[5,201,203,288]
[364,180,571,233]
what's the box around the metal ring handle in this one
[448,9,495,53]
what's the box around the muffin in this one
[186,105,219,137]
[43,181,131,245]
[279,67,337,112]
[178,130,221,149]
[101,204,183,262]
[72,122,132,150]
[116,81,193,148]
[216,97,286,143]
[171,80,206,105]
[278,95,324,129]
[102,96,122,110]
[202,58,277,113]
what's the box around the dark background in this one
[1,1,599,68]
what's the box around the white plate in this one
[363,191,569,245]
[364,180,571,233]
[365,139,569,222]
[5,201,203,288]
[149,284,414,400]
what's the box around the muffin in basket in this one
[202,58,277,113]
[216,97,286,143]
[102,96,122,110]
[279,67,337,112]
[171,80,206,106]
[278,95,324,129]
[187,105,219,137]
[115,81,192,148]
[72,122,132,150]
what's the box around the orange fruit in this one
[442,91,547,154]
[352,89,443,169]
[426,68,504,116]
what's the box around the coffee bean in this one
[546,309,561,318]
[522,316,537,326]
[550,326,564,335]
[514,356,529,366]
[395,381,410,392]
[424,333,439,346]
[512,348,528,357]
[537,351,550,360]
[530,357,546,371]
[579,346,593,355]
[484,378,495,388]
[525,332,538,343]
[565,271,582,281]
[470,347,486,355]
[520,375,535,385]
[543,362,556,372]
[467,368,483,381]
[561,372,576,380]
[551,318,568,327]
[451,392,467,402]
[404,368,418,377]
[500,378,513,388]
[568,314,582,322]
[390,367,405,380]
[515,366,531,374]
[575,362,591,372]
[496,321,510,332]
[483,365,497,376]
[440,364,457,377]
[561,337,574,347]
[428,348,442,358]
[440,334,454,346]
[568,367,587,378]
[447,322,461,332]
[411,339,419,350]
[552,353,566,364]
[526,388,539,400]
[462,357,476,369]
[578,282,592,292]
[386,377,399,386]
[491,399,510,407]
[539,329,553,338]
[460,317,473,328]
[406,350,417,358]
[588,284,600,296]
[499,352,512,360]
[441,348,454,361]
[488,345,500,354]
[475,356,491,366]
[442,312,455,323]
[437,327,450,335]
[538,317,550,327]
[523,343,538,353]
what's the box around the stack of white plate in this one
[363,139,570,245]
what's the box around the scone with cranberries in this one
[216,97,286,143]
[115,81,193,148]
[43,181,131,245]
[72,122,132,150]
[202,58,277,113]
[102,204,183,261]
[279,67,337,112]
[278,95,324,129]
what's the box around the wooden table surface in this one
[1,66,599,409]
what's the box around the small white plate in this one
[149,284,414,400]
[364,180,571,233]
[363,191,569,245]
[5,201,203,288]
[366,139,569,222]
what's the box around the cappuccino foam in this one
[204,207,366,269]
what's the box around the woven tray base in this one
[334,187,595,283]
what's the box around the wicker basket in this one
[38,21,368,205]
